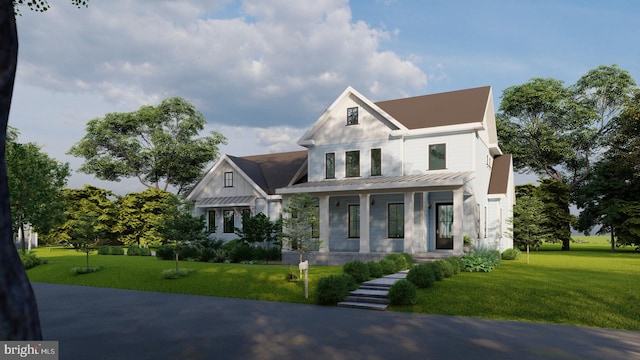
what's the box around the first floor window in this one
[388,203,404,238]
[429,144,446,170]
[326,152,335,179]
[208,210,216,232]
[348,204,360,238]
[312,206,320,238]
[346,150,360,177]
[223,210,234,233]
[224,172,234,187]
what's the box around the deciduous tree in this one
[281,193,320,264]
[68,97,227,195]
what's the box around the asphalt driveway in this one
[32,282,640,360]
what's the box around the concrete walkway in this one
[32,282,640,360]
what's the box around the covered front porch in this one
[277,173,474,265]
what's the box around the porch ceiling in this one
[195,196,256,208]
[276,172,474,194]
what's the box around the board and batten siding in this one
[196,161,262,199]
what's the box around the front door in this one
[436,203,453,249]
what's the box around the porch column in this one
[404,192,415,254]
[453,188,464,254]
[359,193,370,253]
[319,195,330,252]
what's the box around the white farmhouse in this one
[188,86,514,265]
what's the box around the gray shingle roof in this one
[228,150,307,195]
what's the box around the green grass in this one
[392,238,640,331]
[27,247,342,305]
[27,238,640,330]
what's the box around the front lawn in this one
[26,238,640,331]
[392,239,640,331]
[26,247,342,304]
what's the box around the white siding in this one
[403,132,475,175]
[195,162,262,199]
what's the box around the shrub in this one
[20,252,48,270]
[178,245,201,261]
[222,239,254,263]
[502,248,522,260]
[446,256,462,274]
[155,245,175,260]
[462,248,501,272]
[343,260,370,283]
[400,253,414,268]
[434,259,454,278]
[379,259,397,274]
[388,280,417,306]
[385,253,408,271]
[406,263,436,288]
[162,269,194,279]
[98,246,124,255]
[316,274,355,305]
[127,245,151,256]
[367,261,383,279]
[70,266,101,275]
[426,262,444,281]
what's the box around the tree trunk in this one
[19,216,25,254]
[610,226,615,252]
[526,244,530,264]
[0,0,42,339]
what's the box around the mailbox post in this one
[299,260,309,299]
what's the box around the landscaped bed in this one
[25,236,640,331]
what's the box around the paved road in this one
[32,282,640,360]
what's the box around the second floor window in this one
[224,172,234,187]
[326,153,335,179]
[429,144,446,170]
[347,107,358,125]
[371,148,381,176]
[345,151,360,177]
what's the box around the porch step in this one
[337,271,408,311]
[412,253,454,264]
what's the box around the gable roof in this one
[488,154,513,195]
[375,86,492,130]
[228,151,308,195]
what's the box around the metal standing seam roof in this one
[276,172,474,194]
[195,196,256,208]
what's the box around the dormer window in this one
[347,107,358,125]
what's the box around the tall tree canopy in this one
[68,97,227,195]
[7,136,69,251]
[498,65,637,250]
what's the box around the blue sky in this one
[10,0,640,193]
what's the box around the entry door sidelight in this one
[436,203,454,249]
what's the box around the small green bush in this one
[70,266,101,275]
[502,248,522,260]
[98,246,124,255]
[178,246,201,261]
[426,262,444,281]
[446,256,462,274]
[343,260,370,283]
[434,259,454,278]
[316,274,355,305]
[379,259,397,274]
[127,245,151,256]
[155,245,175,260]
[162,269,194,279]
[20,252,48,270]
[462,248,501,272]
[388,279,417,306]
[222,239,254,263]
[367,261,383,278]
[406,263,436,288]
[400,253,414,268]
[385,253,408,271]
